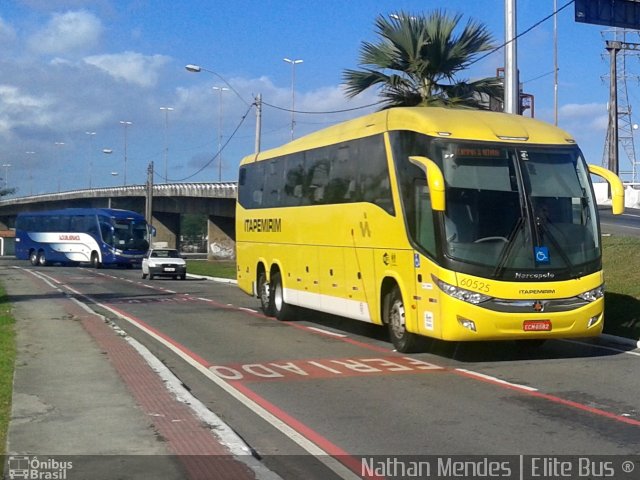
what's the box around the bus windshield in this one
[393,133,601,280]
[100,216,150,251]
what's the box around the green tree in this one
[343,11,503,109]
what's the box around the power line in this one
[261,99,380,115]
[165,104,253,182]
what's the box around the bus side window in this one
[307,159,330,204]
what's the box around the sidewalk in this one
[1,266,274,480]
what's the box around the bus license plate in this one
[523,320,552,331]
[164,267,175,272]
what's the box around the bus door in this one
[411,182,442,338]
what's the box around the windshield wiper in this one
[493,217,524,277]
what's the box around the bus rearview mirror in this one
[409,156,446,211]
[588,164,625,215]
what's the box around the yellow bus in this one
[235,107,624,352]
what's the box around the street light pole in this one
[25,151,35,195]
[86,131,96,189]
[2,163,11,190]
[54,142,65,192]
[212,87,228,182]
[283,58,303,140]
[185,63,262,162]
[120,121,132,185]
[159,107,173,183]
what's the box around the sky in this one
[0,0,636,196]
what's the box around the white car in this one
[142,248,187,280]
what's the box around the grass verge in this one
[0,287,15,453]
[186,259,236,279]
[602,235,640,340]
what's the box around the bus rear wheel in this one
[37,250,47,266]
[270,271,295,321]
[29,250,38,266]
[257,271,274,316]
[385,285,421,353]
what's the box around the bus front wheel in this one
[90,252,101,269]
[385,285,421,353]
[270,271,295,321]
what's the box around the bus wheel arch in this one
[381,279,421,353]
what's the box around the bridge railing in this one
[0,182,238,206]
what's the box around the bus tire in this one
[90,252,101,269]
[385,285,421,353]
[257,271,274,316]
[271,271,295,321]
[29,250,38,266]
[37,250,47,266]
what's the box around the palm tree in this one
[343,11,503,109]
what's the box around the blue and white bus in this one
[15,208,152,268]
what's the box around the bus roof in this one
[241,106,576,165]
[16,208,145,219]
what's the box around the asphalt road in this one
[599,206,640,237]
[8,260,640,479]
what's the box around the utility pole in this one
[145,161,154,226]
[254,94,262,154]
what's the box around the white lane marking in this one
[238,307,258,313]
[455,369,539,392]
[305,327,348,338]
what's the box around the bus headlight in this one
[578,285,605,302]
[433,276,492,305]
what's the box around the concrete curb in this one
[186,273,238,284]
[599,333,640,349]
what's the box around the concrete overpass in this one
[0,183,237,259]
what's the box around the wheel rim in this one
[389,299,406,339]
[274,281,283,312]
[30,252,37,264]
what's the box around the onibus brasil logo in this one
[7,456,73,479]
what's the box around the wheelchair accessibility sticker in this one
[535,246,550,264]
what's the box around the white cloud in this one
[560,102,608,132]
[0,84,54,137]
[83,51,170,88]
[28,10,102,55]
